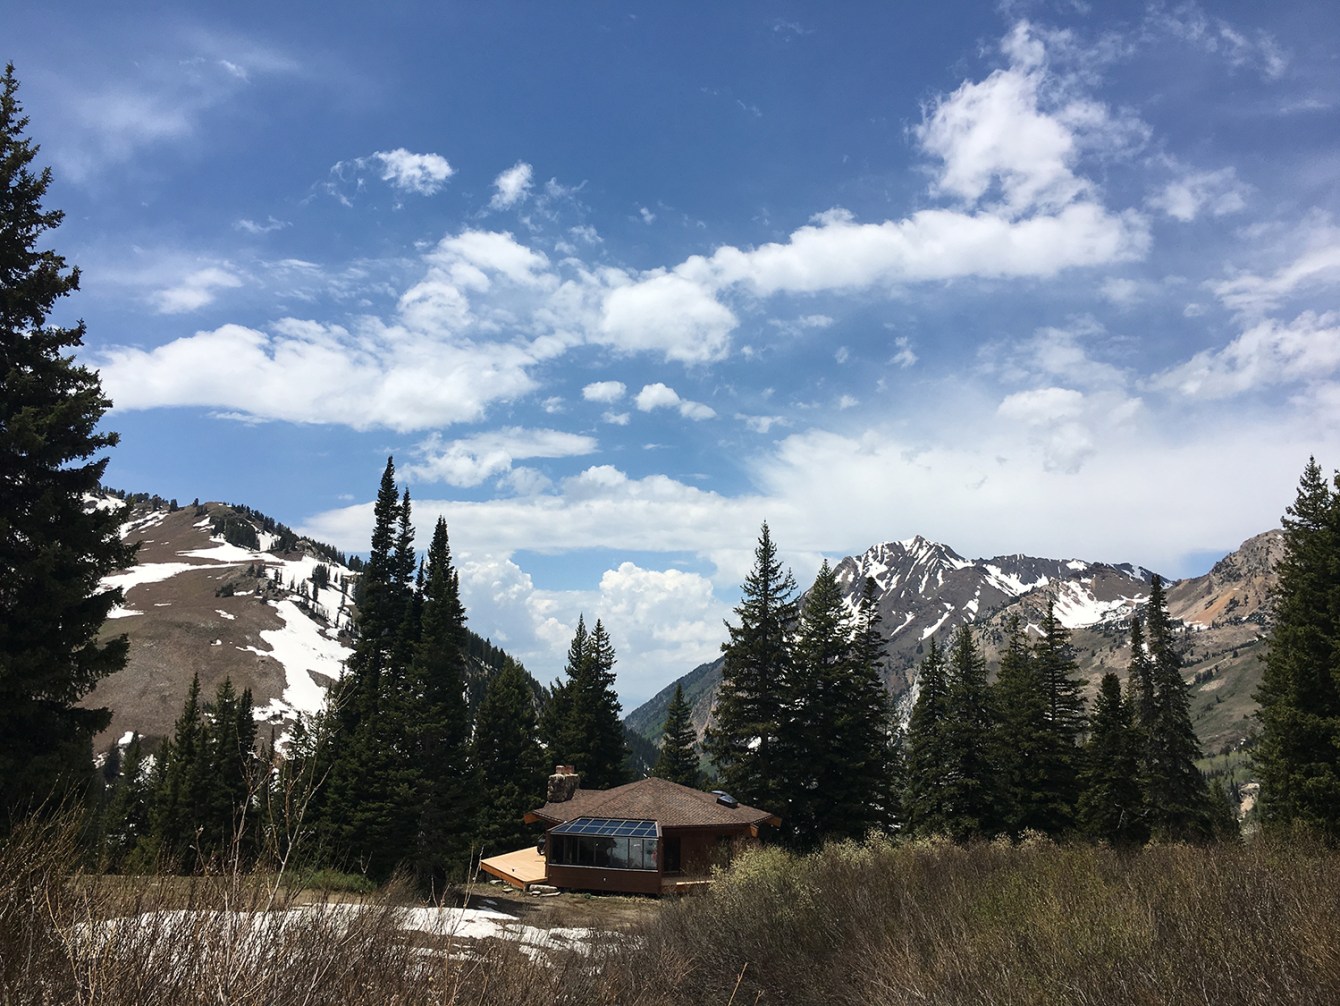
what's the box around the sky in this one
[9,1,1340,707]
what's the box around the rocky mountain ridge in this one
[628,531,1281,759]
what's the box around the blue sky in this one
[11,1,1340,705]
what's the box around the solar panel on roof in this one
[551,817,658,838]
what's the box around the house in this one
[479,766,780,896]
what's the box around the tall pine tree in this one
[409,517,477,891]
[1031,598,1086,835]
[652,683,703,788]
[991,615,1050,836]
[474,658,546,854]
[939,624,997,840]
[1077,672,1146,845]
[542,616,628,789]
[1254,458,1340,839]
[1142,574,1212,840]
[705,522,798,815]
[904,637,952,836]
[0,64,136,814]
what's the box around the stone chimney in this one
[547,764,580,803]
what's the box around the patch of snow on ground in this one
[920,609,952,641]
[217,609,236,620]
[103,561,215,595]
[982,564,1049,596]
[78,904,612,965]
[889,612,916,637]
[248,599,349,720]
[1053,584,1143,629]
[107,604,143,619]
[83,493,127,512]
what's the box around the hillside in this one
[84,493,536,755]
[628,532,1280,758]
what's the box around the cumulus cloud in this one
[372,148,454,195]
[452,556,730,705]
[490,161,534,209]
[325,149,454,203]
[96,318,540,431]
[635,383,717,421]
[582,380,627,403]
[404,427,598,487]
[598,273,737,363]
[151,266,243,314]
[913,21,1147,218]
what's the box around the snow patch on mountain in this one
[251,598,348,725]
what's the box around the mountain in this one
[627,532,1279,759]
[84,493,534,756]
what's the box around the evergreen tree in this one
[570,618,629,790]
[1143,574,1212,840]
[1031,598,1086,834]
[779,565,893,848]
[322,459,420,879]
[473,658,547,854]
[101,734,151,870]
[410,517,477,891]
[939,624,997,840]
[778,560,850,847]
[705,522,798,815]
[852,577,899,832]
[990,616,1050,835]
[1077,673,1146,845]
[150,674,208,868]
[652,683,703,788]
[904,637,952,836]
[1254,458,1340,839]
[0,64,137,814]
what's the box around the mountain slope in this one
[85,494,540,755]
[86,496,358,751]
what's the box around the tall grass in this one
[638,831,1340,1005]
[4,814,1338,1005]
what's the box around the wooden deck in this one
[660,875,714,895]
[479,847,548,890]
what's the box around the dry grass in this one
[5,815,1338,1005]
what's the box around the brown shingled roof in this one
[528,776,780,829]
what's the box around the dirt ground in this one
[458,878,663,931]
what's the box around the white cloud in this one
[151,266,243,314]
[1155,311,1340,399]
[599,272,737,363]
[1210,237,1340,318]
[1150,4,1288,80]
[1100,277,1142,307]
[452,556,730,706]
[602,411,631,426]
[234,216,289,235]
[404,427,598,487]
[837,394,859,410]
[582,380,627,403]
[1149,166,1249,222]
[891,337,918,368]
[96,319,541,432]
[698,202,1148,296]
[491,161,534,209]
[635,383,717,421]
[638,206,656,224]
[372,148,454,195]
